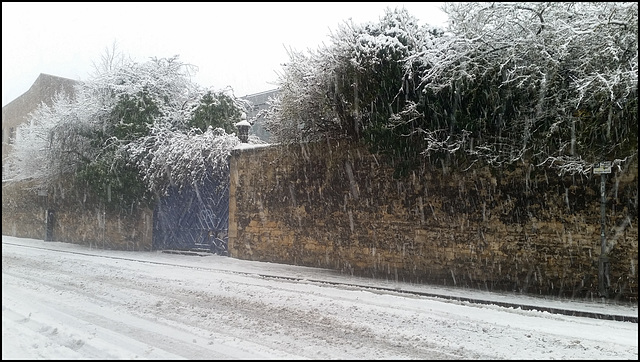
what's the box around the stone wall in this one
[229,141,638,301]
[2,179,153,251]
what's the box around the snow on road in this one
[2,235,638,359]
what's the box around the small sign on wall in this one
[593,161,611,174]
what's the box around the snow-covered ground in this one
[2,235,637,359]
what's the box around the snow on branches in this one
[420,2,638,173]
[125,126,241,197]
[6,54,251,205]
[266,3,637,176]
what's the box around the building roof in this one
[2,73,80,126]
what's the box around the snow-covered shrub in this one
[6,53,252,207]
[266,3,638,176]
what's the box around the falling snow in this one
[3,235,638,360]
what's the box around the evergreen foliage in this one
[265,3,638,177]
[189,90,244,134]
[6,54,253,208]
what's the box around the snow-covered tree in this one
[8,87,102,183]
[123,85,254,197]
[265,3,637,176]
[66,55,205,207]
[125,126,243,197]
[6,53,253,207]
[419,2,638,174]
[189,88,247,134]
[265,7,442,158]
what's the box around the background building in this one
[241,89,278,142]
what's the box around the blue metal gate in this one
[152,176,229,255]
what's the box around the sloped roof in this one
[2,73,81,127]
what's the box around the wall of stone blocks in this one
[2,180,153,251]
[229,141,638,301]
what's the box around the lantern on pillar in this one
[235,112,251,143]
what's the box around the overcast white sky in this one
[2,2,448,107]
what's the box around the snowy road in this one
[2,236,638,360]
